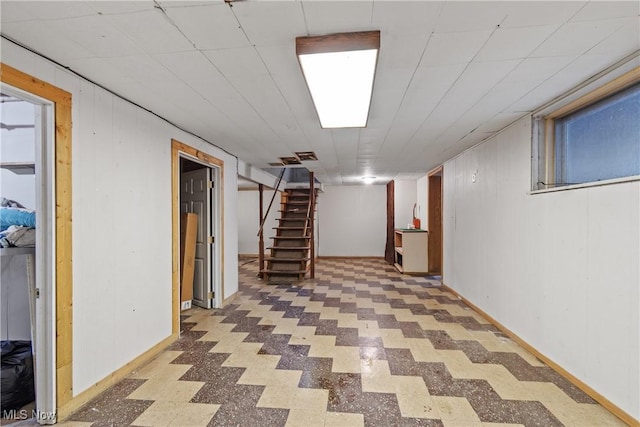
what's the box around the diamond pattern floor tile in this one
[64,257,627,427]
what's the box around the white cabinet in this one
[394,229,428,274]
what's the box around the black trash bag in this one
[1,341,35,412]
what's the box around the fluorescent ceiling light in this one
[297,31,380,129]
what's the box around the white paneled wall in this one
[2,39,239,395]
[0,99,36,209]
[318,185,386,257]
[394,179,417,229]
[444,116,640,419]
[237,189,280,255]
[416,175,427,229]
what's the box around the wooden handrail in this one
[309,172,315,279]
[257,168,285,279]
[257,168,286,237]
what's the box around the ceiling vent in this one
[294,151,318,161]
[280,156,301,165]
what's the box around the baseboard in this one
[441,284,638,427]
[222,291,238,306]
[57,333,178,421]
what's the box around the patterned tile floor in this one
[61,257,625,427]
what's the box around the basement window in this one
[532,62,640,191]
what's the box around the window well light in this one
[296,31,380,129]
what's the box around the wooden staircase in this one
[260,188,317,283]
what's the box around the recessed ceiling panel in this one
[164,3,250,50]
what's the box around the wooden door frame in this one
[427,165,443,275]
[171,139,224,333]
[0,64,74,409]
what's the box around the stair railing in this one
[257,168,286,278]
[308,172,315,278]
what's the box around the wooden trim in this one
[427,167,443,275]
[547,67,640,119]
[441,284,639,427]
[296,31,380,55]
[385,180,395,264]
[171,139,224,319]
[58,333,178,421]
[0,63,74,408]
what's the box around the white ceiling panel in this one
[570,1,639,22]
[301,1,374,35]
[2,1,637,183]
[1,20,95,61]
[500,2,586,28]
[89,1,156,15]
[427,59,521,124]
[105,9,194,55]
[231,1,306,47]
[421,30,493,67]
[160,1,224,8]
[0,1,98,22]
[435,2,508,33]
[164,3,249,50]
[371,1,442,36]
[475,24,559,62]
[589,18,640,56]
[531,18,629,57]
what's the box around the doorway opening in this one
[171,139,223,334]
[1,86,56,423]
[428,166,443,275]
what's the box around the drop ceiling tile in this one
[42,14,144,59]
[164,3,250,50]
[232,1,306,46]
[421,30,493,67]
[570,1,639,22]
[475,24,559,62]
[89,1,156,15]
[160,1,224,8]
[435,2,508,33]
[589,18,640,56]
[530,18,629,57]
[0,1,98,22]
[431,59,522,121]
[474,112,527,134]
[1,21,96,61]
[301,1,374,35]
[500,2,586,28]
[405,63,468,106]
[500,55,578,86]
[506,54,629,112]
[105,9,194,55]
[153,51,221,82]
[371,1,442,36]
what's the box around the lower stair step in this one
[260,269,306,275]
[265,257,310,262]
[268,246,311,250]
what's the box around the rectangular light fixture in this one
[296,31,380,129]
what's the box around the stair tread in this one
[268,246,311,250]
[260,269,307,275]
[273,227,306,230]
[271,236,310,240]
[266,257,310,262]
